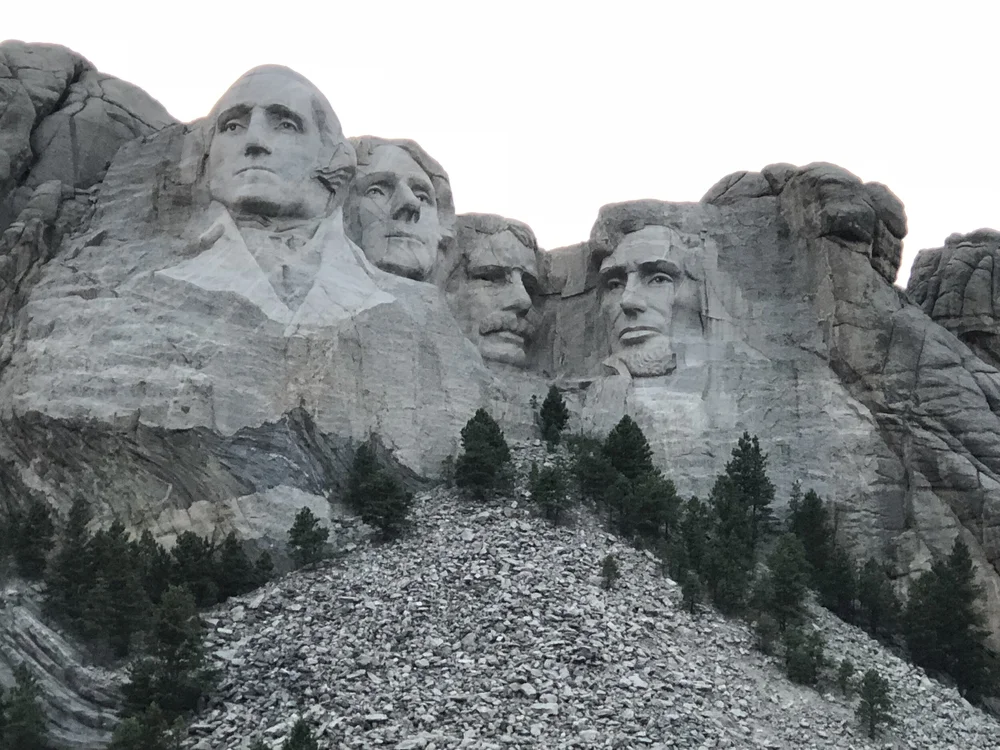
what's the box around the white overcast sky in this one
[7,1,999,286]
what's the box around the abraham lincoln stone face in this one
[445,215,540,367]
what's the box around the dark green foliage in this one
[856,558,900,639]
[817,545,857,622]
[44,497,93,630]
[347,445,413,540]
[122,585,214,722]
[283,718,319,750]
[1,664,48,750]
[600,553,620,591]
[753,613,780,655]
[856,668,894,738]
[783,627,826,686]
[10,497,55,580]
[287,507,329,568]
[538,385,570,447]
[170,531,219,607]
[455,409,511,497]
[837,658,855,696]
[107,704,174,750]
[673,497,711,577]
[761,534,810,631]
[248,739,269,750]
[617,472,680,544]
[215,532,257,601]
[704,477,753,615]
[133,530,174,606]
[722,432,774,552]
[679,568,703,615]
[904,538,994,698]
[603,416,654,482]
[569,435,618,506]
[85,522,150,659]
[528,462,569,525]
[253,551,275,586]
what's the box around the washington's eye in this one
[278,119,300,132]
[221,121,243,133]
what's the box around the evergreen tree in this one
[253,551,275,586]
[86,522,150,658]
[122,585,213,721]
[170,531,219,607]
[528,462,569,525]
[904,539,994,697]
[106,703,172,750]
[679,568,702,616]
[762,534,810,631]
[857,558,900,638]
[283,718,319,750]
[837,658,855,696]
[704,476,752,615]
[787,486,831,571]
[132,530,174,606]
[287,508,329,568]
[347,446,412,540]
[538,385,570,447]
[455,409,511,498]
[722,432,774,552]
[676,496,711,577]
[603,416,654,482]
[620,472,680,544]
[856,669,893,738]
[568,435,618,506]
[816,545,857,623]
[10,497,55,580]
[1,664,48,750]
[600,553,620,591]
[44,496,94,630]
[783,627,826,686]
[216,532,257,601]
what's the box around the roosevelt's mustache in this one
[479,313,534,339]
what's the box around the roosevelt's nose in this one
[391,183,421,223]
[502,270,532,315]
[620,276,647,315]
[243,112,272,158]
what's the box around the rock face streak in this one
[2,41,1000,745]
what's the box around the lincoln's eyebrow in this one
[216,104,251,127]
[638,259,681,277]
[265,104,305,131]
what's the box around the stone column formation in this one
[2,41,1000,747]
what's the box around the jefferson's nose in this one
[391,183,421,223]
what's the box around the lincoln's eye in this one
[604,277,624,291]
[649,273,673,285]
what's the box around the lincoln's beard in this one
[605,335,676,378]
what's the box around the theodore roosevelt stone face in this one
[207,66,345,220]
[598,225,681,376]
[446,215,539,367]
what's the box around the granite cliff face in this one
[3,40,1000,746]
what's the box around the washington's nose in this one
[392,184,421,223]
[503,271,532,314]
[243,113,272,158]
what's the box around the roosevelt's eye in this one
[604,278,625,292]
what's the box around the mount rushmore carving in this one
[4,43,1000,661]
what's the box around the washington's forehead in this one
[212,67,329,116]
[470,231,538,273]
[362,145,430,181]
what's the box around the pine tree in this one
[86,522,151,659]
[904,539,994,697]
[346,444,380,509]
[2,664,48,750]
[816,544,857,622]
[762,533,810,631]
[455,409,511,498]
[857,558,900,638]
[704,476,752,614]
[837,658,855,696]
[783,627,826,686]
[216,532,256,600]
[722,432,774,552]
[10,497,55,580]
[283,718,319,750]
[107,703,172,750]
[538,385,570,447]
[347,446,412,540]
[287,508,329,568]
[603,416,654,482]
[600,553,620,591]
[529,462,569,525]
[45,496,94,631]
[787,486,831,572]
[856,668,893,738]
[132,530,174,606]
[677,496,711,577]
[253,551,275,586]
[170,531,219,607]
[625,472,680,545]
[679,568,702,615]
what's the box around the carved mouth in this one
[487,330,526,345]
[618,326,660,345]
[386,231,422,241]
[236,166,275,175]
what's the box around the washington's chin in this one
[479,333,528,368]
[214,180,321,219]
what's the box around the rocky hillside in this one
[182,451,1000,750]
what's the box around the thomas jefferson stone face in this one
[207,68,333,220]
[599,225,681,375]
[348,145,442,280]
[449,229,538,367]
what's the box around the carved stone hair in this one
[589,200,709,266]
[350,136,456,247]
[201,65,356,198]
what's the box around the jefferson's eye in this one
[365,185,387,198]
[415,191,433,205]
